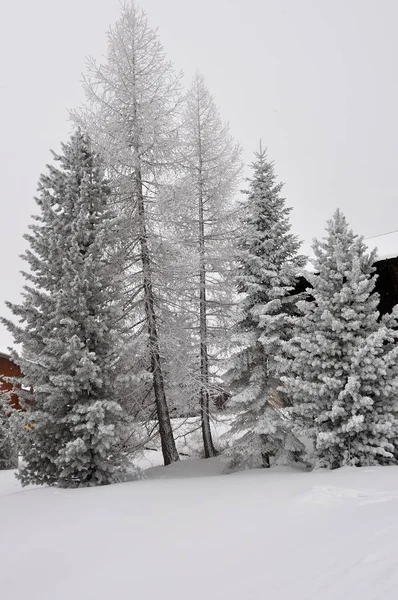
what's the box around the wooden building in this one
[373,255,398,316]
[0,352,22,410]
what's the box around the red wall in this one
[0,354,22,410]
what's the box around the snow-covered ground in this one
[2,459,398,600]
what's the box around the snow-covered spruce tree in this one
[226,147,306,471]
[73,2,181,465]
[175,72,242,457]
[280,209,398,468]
[2,131,128,487]
[0,396,16,470]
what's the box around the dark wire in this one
[365,228,398,241]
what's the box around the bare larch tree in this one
[177,73,242,456]
[73,2,181,464]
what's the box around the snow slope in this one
[1,460,398,600]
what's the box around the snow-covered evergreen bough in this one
[0,398,15,470]
[226,148,306,470]
[3,131,128,487]
[280,209,398,468]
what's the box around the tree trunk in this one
[260,434,270,468]
[136,167,179,465]
[197,128,216,458]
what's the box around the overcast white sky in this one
[1,0,398,349]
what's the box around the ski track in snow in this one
[299,483,398,505]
